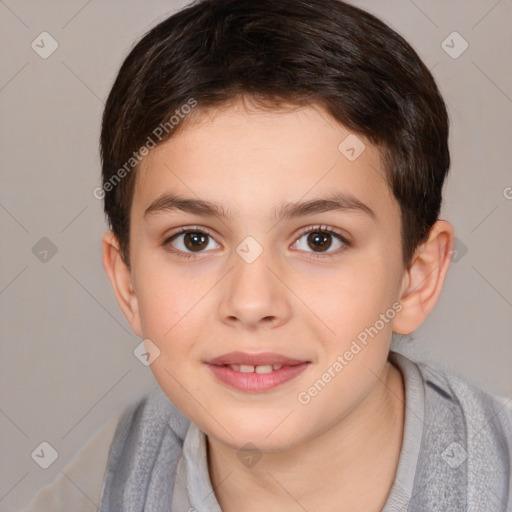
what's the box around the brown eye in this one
[307,232,333,252]
[293,226,348,257]
[165,229,220,256]
[183,232,209,251]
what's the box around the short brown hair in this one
[100,0,450,269]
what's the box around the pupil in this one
[309,232,331,252]
[185,232,207,251]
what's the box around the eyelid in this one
[165,225,216,239]
[295,224,350,243]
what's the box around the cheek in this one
[134,265,209,377]
[135,276,205,413]
[134,256,198,339]
[317,266,391,330]
[310,266,399,367]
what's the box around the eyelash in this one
[162,225,351,260]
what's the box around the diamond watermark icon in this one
[31,441,59,469]
[32,237,58,263]
[31,32,59,59]
[338,134,366,162]
[237,442,262,468]
[441,441,467,469]
[449,237,468,263]
[134,338,161,366]
[441,32,468,59]
[236,236,264,264]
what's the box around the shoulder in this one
[395,352,512,511]
[23,387,190,512]
[107,385,191,452]
[392,350,512,431]
[98,386,190,509]
[414,356,512,433]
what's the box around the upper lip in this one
[206,351,309,366]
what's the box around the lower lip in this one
[206,363,310,392]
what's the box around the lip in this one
[206,351,308,366]
[205,351,310,392]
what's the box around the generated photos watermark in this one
[93,97,198,200]
[297,301,403,405]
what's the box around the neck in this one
[207,360,405,512]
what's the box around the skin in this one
[102,98,454,511]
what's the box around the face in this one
[124,100,407,451]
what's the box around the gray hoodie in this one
[98,351,512,511]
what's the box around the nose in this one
[217,248,292,330]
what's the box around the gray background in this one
[1,0,511,510]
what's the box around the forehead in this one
[132,101,397,223]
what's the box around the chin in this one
[204,418,305,453]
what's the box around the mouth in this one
[222,363,286,374]
[205,352,310,392]
[206,351,309,367]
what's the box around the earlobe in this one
[393,220,454,335]
[101,231,143,337]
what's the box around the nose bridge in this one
[218,236,291,328]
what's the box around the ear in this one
[101,231,142,338]
[393,220,454,335]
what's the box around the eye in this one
[163,224,350,260]
[163,226,220,258]
[291,225,350,258]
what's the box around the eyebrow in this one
[143,191,376,222]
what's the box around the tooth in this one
[239,364,255,373]
[255,365,273,374]
[229,364,240,371]
[272,364,283,371]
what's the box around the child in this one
[97,0,512,510]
